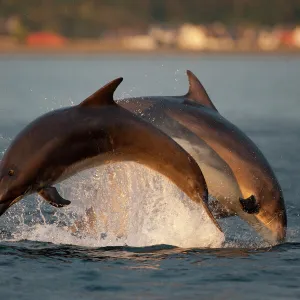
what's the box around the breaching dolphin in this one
[0,77,222,233]
[118,71,287,244]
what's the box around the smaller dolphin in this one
[0,77,222,233]
[119,71,287,244]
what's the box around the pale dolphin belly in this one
[129,103,243,213]
[173,137,242,212]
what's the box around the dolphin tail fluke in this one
[39,187,71,208]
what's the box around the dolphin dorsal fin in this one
[185,70,217,111]
[79,77,123,107]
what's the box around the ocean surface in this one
[0,54,300,299]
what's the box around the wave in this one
[0,162,224,248]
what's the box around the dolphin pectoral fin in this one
[239,195,260,214]
[209,199,237,219]
[39,187,71,208]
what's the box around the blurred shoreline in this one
[2,22,300,56]
[1,44,300,56]
[1,33,300,57]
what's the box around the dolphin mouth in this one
[242,211,286,245]
[256,212,286,244]
[238,195,287,244]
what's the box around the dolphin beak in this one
[255,210,287,244]
[238,184,287,243]
[239,194,287,244]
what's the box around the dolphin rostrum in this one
[0,77,222,233]
[118,71,287,244]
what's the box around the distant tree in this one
[0,0,300,37]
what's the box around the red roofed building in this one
[26,32,67,46]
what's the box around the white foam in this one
[3,162,225,248]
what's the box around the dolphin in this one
[118,95,242,217]
[118,71,287,244]
[0,77,222,233]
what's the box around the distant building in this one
[177,24,208,50]
[292,27,300,48]
[26,32,67,46]
[122,35,157,50]
[148,25,177,48]
[257,29,280,51]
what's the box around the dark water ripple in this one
[1,241,300,300]
[0,240,300,260]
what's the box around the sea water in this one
[0,54,300,299]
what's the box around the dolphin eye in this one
[8,169,14,176]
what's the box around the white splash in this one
[3,162,225,248]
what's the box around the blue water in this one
[0,54,300,299]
